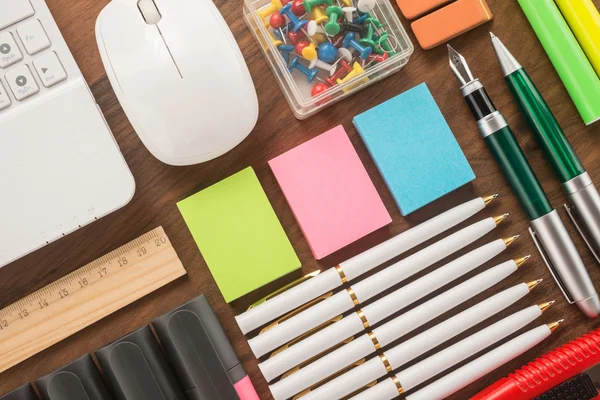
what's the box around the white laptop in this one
[0,0,135,268]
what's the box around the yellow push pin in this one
[257,0,283,25]
[342,0,353,6]
[312,6,329,24]
[337,61,369,92]
[269,31,284,49]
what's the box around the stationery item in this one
[0,385,37,400]
[269,125,391,259]
[152,295,259,400]
[353,83,475,216]
[411,0,493,50]
[449,45,600,318]
[490,33,600,265]
[36,355,113,400]
[236,195,496,335]
[268,258,530,400]
[533,364,600,400]
[0,227,185,373]
[556,0,600,78]
[248,215,506,358]
[396,0,453,19]
[401,321,563,400]
[312,302,551,400]
[517,0,600,125]
[472,328,600,400]
[260,237,518,382]
[177,167,300,302]
[95,326,185,400]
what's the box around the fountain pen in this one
[448,45,600,318]
[490,32,600,265]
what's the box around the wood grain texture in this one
[1,0,600,398]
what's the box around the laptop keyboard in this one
[0,0,67,110]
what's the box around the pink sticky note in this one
[269,125,392,260]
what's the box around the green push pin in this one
[376,32,397,56]
[304,0,332,13]
[358,17,378,49]
[324,6,343,35]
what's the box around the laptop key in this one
[0,0,35,30]
[34,51,67,87]
[0,32,24,68]
[6,64,39,100]
[18,19,51,55]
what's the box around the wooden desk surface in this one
[2,0,600,398]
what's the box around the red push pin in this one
[270,12,286,29]
[295,40,311,55]
[289,30,307,45]
[366,52,389,64]
[311,82,332,105]
[291,0,305,16]
[326,60,352,86]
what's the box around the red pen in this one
[471,328,600,400]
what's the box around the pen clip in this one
[259,292,334,335]
[529,227,575,304]
[564,203,600,265]
[248,271,322,310]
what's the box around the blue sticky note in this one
[353,83,475,216]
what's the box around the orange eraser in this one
[411,0,493,49]
[396,0,454,20]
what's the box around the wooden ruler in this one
[0,227,186,373]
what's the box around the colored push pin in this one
[297,40,318,60]
[337,61,368,91]
[357,0,375,13]
[268,31,284,48]
[317,41,338,62]
[311,82,329,97]
[270,12,286,29]
[326,59,352,85]
[353,12,369,24]
[341,0,354,6]
[340,21,363,33]
[303,0,332,13]
[358,18,379,49]
[289,57,319,83]
[342,6,356,22]
[309,58,336,76]
[342,32,372,59]
[376,32,397,56]
[366,51,388,63]
[291,0,306,15]
[288,30,306,44]
[312,6,329,25]
[279,44,295,63]
[257,0,284,24]
[337,47,354,62]
[281,3,308,32]
[324,6,343,35]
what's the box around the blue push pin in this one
[289,56,319,83]
[279,44,295,64]
[342,32,372,59]
[280,4,308,32]
[317,42,338,63]
[354,13,369,24]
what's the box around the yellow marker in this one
[337,61,369,92]
[556,0,600,78]
[312,6,329,24]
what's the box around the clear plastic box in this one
[243,0,414,119]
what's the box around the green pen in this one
[490,33,600,265]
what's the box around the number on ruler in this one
[58,288,68,298]
[98,267,107,278]
[117,257,128,267]
[78,278,88,288]
[38,298,49,309]
[0,319,8,330]
[155,236,167,247]
[137,247,147,257]
[18,309,29,319]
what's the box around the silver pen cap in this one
[563,172,600,265]
[529,209,600,318]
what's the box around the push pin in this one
[288,30,306,44]
[376,32,397,56]
[289,57,319,82]
[268,31,284,48]
[353,12,369,24]
[337,61,368,91]
[303,0,332,13]
[340,21,363,33]
[357,0,375,13]
[279,44,295,63]
[324,6,343,35]
[341,0,354,6]
[366,51,388,63]
[337,47,354,62]
[311,82,330,97]
[312,6,329,24]
[297,40,319,60]
[342,6,356,22]
[326,59,352,85]
[291,0,306,15]
[317,41,338,62]
[281,3,308,32]
[342,32,372,59]
[309,58,336,76]
[258,0,284,24]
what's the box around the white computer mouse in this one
[96,0,259,166]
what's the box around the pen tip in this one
[527,278,543,290]
[538,300,555,313]
[483,193,499,206]
[548,319,565,332]
[515,255,531,268]
[490,31,496,39]
[503,235,520,247]
[494,213,510,225]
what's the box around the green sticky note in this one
[177,167,301,303]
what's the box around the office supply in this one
[411,0,493,50]
[472,328,600,400]
[0,0,135,269]
[449,45,600,318]
[269,125,391,259]
[534,365,600,399]
[490,33,600,265]
[248,215,506,358]
[0,385,37,400]
[36,355,113,400]
[396,0,453,19]
[95,326,184,400]
[96,0,258,166]
[243,0,414,119]
[0,227,185,373]
[311,302,551,400]
[517,0,600,126]
[268,258,530,400]
[556,0,600,79]
[153,295,259,400]
[401,321,563,400]
[236,195,497,335]
[260,236,518,382]
[177,167,300,303]
[353,83,475,216]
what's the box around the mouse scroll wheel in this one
[138,0,162,25]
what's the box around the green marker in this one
[490,33,600,267]
[448,44,600,318]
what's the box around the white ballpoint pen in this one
[302,283,546,400]
[268,256,531,400]
[350,302,553,400]
[404,321,564,400]
[236,195,497,335]
[249,214,508,358]
[260,236,519,382]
